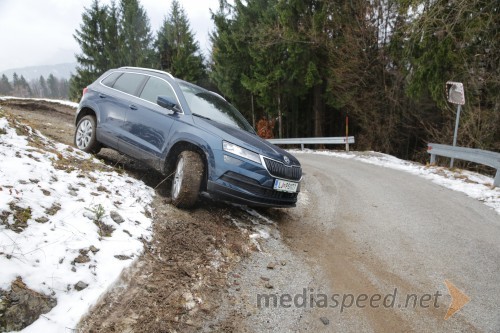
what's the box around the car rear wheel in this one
[75,115,101,154]
[171,151,204,208]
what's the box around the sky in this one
[0,0,220,72]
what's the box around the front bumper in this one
[207,178,298,208]
[207,149,301,208]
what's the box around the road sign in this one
[446,81,465,105]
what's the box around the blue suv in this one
[74,67,302,208]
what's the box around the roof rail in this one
[118,66,174,79]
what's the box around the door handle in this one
[99,94,106,98]
[129,104,138,110]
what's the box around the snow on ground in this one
[0,113,154,332]
[291,149,500,215]
[0,96,79,109]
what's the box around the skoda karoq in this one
[74,67,302,208]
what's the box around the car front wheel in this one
[74,115,101,154]
[171,151,204,208]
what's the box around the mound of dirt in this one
[77,198,258,333]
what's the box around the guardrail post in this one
[301,143,304,150]
[495,170,499,188]
[430,154,436,165]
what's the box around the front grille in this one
[263,157,302,181]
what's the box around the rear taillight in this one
[82,87,88,96]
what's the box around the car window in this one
[178,81,255,133]
[112,73,145,95]
[101,72,122,87]
[139,76,177,105]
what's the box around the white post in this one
[450,104,462,168]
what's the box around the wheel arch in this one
[75,107,97,126]
[164,140,210,191]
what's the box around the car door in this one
[97,72,147,149]
[120,75,179,169]
[93,71,122,149]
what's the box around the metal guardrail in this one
[427,143,500,187]
[268,136,355,151]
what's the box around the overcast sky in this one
[0,0,220,72]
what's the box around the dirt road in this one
[2,99,499,332]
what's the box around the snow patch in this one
[0,116,154,332]
[0,96,79,109]
[291,149,500,215]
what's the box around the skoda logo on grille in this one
[283,156,290,164]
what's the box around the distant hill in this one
[0,63,77,81]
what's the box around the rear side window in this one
[139,76,177,104]
[112,73,145,95]
[101,72,122,87]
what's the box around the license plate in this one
[273,179,298,193]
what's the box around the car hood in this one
[194,117,301,166]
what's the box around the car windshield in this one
[178,81,255,133]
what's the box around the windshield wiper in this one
[192,113,212,121]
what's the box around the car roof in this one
[118,66,175,79]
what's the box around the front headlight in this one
[223,141,261,164]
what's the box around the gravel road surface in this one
[212,153,500,332]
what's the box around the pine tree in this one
[70,0,110,100]
[39,76,50,98]
[119,0,153,67]
[0,74,12,95]
[105,0,123,68]
[156,0,205,82]
[47,74,59,98]
[210,0,259,125]
[12,75,32,97]
[12,73,19,87]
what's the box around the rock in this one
[110,210,125,224]
[89,245,99,254]
[320,317,330,325]
[260,276,270,281]
[0,277,57,332]
[35,217,49,223]
[71,267,76,272]
[267,262,276,269]
[264,282,274,289]
[68,184,79,192]
[74,281,88,291]
[114,255,132,260]
[68,190,78,197]
[74,253,90,264]
[45,203,61,216]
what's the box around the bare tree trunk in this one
[251,94,255,129]
[313,83,324,137]
[278,94,282,138]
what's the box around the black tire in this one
[74,115,101,154]
[171,151,204,208]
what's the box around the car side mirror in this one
[157,96,180,113]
